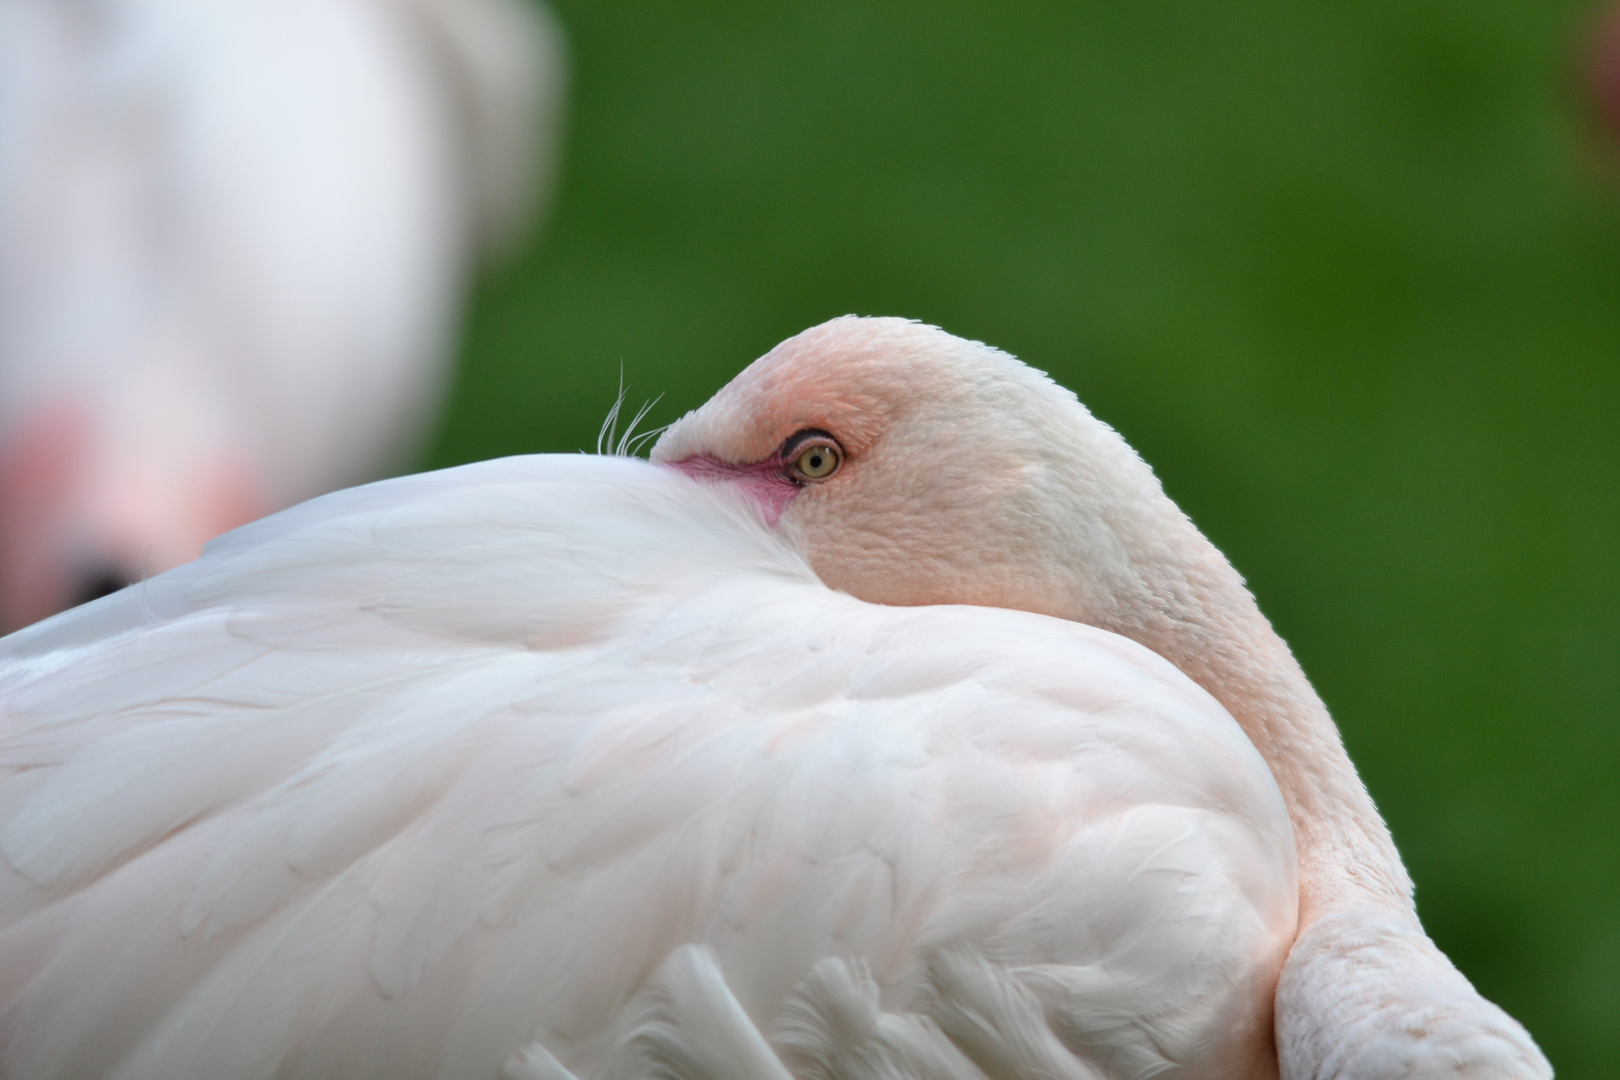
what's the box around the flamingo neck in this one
[1093,516,1414,927]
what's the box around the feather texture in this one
[0,455,1295,1080]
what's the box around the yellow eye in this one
[791,441,842,481]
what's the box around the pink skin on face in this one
[667,454,802,526]
[0,398,267,632]
[0,402,90,629]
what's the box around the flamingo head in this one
[0,396,264,633]
[650,315,1204,629]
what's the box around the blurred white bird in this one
[0,318,1548,1080]
[0,0,567,631]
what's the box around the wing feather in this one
[0,455,1295,1080]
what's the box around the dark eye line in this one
[778,428,841,461]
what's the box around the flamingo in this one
[0,317,1548,1079]
[0,0,567,632]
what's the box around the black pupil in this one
[807,452,823,470]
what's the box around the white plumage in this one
[0,0,566,629]
[0,455,1293,1079]
[0,317,1549,1078]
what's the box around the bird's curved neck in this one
[1094,515,1414,926]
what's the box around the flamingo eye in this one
[789,440,842,481]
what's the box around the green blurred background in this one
[428,2,1620,1072]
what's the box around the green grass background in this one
[428,2,1620,1072]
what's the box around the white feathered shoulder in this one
[0,454,1295,1080]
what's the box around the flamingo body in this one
[0,455,1295,1079]
[0,317,1550,1078]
